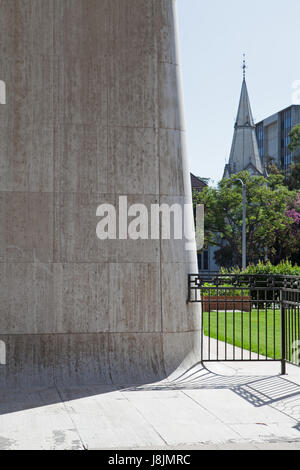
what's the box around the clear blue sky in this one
[177,0,300,184]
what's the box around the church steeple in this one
[224,57,263,178]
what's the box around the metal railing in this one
[188,273,300,374]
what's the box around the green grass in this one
[203,309,282,359]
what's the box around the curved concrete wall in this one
[0,0,200,388]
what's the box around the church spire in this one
[223,58,263,178]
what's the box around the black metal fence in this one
[188,273,300,374]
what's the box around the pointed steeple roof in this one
[235,79,255,128]
[224,60,263,178]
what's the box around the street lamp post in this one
[235,178,247,270]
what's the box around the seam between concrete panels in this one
[0,261,189,265]
[157,63,164,345]
[0,122,185,131]
[0,191,187,196]
[0,331,201,337]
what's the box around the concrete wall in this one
[0,0,200,388]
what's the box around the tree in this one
[289,124,300,153]
[193,171,299,268]
[264,155,280,175]
[284,124,300,190]
[286,157,300,191]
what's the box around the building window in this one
[203,250,209,270]
[280,108,292,172]
[256,122,264,158]
[197,253,202,270]
[198,250,209,271]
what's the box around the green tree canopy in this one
[193,171,299,268]
[288,124,300,153]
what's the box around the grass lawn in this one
[203,309,282,359]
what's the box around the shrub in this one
[219,261,300,305]
[202,282,250,297]
[221,260,300,276]
[243,260,300,276]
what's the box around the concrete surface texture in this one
[1,362,300,450]
[0,0,200,388]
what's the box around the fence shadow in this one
[119,362,300,424]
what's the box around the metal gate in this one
[188,273,300,374]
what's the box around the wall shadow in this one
[1,362,300,422]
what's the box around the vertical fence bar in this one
[293,296,296,364]
[225,286,227,361]
[273,287,276,360]
[265,288,268,360]
[257,288,260,360]
[233,287,236,361]
[208,287,211,361]
[298,303,300,364]
[249,287,252,360]
[280,289,286,375]
[201,286,204,362]
[216,285,219,361]
[285,302,292,361]
[241,287,244,360]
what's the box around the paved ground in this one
[1,354,300,450]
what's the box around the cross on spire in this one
[242,54,247,81]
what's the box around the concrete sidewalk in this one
[1,360,300,450]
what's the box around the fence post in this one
[280,289,286,375]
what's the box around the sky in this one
[176,0,300,185]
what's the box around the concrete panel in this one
[107,126,159,196]
[163,331,202,380]
[54,193,160,263]
[159,130,184,196]
[109,263,161,333]
[0,263,54,334]
[0,56,55,127]
[53,263,110,334]
[109,333,165,384]
[159,62,185,131]
[159,196,197,264]
[0,0,54,59]
[54,124,108,193]
[108,52,158,128]
[0,263,111,335]
[105,0,157,59]
[162,264,200,333]
[54,333,111,386]
[0,334,54,390]
[53,0,108,59]
[0,125,53,192]
[55,55,107,125]
[0,192,53,263]
[156,0,178,65]
[106,195,160,263]
[54,192,110,263]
